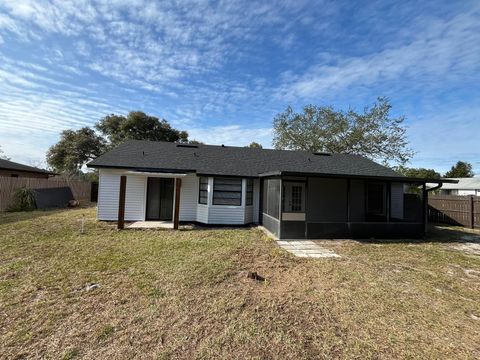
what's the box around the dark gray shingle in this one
[88,140,402,179]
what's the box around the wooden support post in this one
[173,178,182,230]
[346,179,351,236]
[386,182,391,223]
[469,195,474,229]
[422,183,427,234]
[118,175,127,230]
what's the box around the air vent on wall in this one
[312,151,331,156]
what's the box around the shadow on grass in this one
[349,225,480,245]
[0,209,59,225]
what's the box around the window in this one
[213,177,242,205]
[282,182,305,212]
[246,179,253,206]
[198,177,208,204]
[10,174,19,178]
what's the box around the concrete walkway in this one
[277,240,340,258]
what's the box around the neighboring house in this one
[87,140,452,239]
[437,177,480,196]
[0,159,55,179]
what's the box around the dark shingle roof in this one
[87,140,404,179]
[0,158,54,175]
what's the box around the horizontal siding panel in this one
[125,175,146,221]
[208,206,245,224]
[197,204,209,223]
[97,169,120,220]
[179,174,197,221]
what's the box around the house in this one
[0,158,55,179]
[436,177,480,196]
[87,140,453,239]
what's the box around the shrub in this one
[7,187,36,212]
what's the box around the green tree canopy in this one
[246,142,263,148]
[96,111,188,148]
[272,97,413,165]
[444,161,474,178]
[46,127,105,174]
[47,111,189,175]
[395,165,441,179]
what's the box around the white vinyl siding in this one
[97,169,121,220]
[98,169,147,221]
[97,170,260,224]
[197,205,209,223]
[124,175,146,221]
[179,174,198,221]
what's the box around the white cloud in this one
[188,125,272,148]
[278,9,480,100]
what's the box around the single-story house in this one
[87,140,454,239]
[0,158,55,179]
[436,177,480,196]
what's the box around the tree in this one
[444,161,474,178]
[96,111,188,148]
[188,139,204,145]
[395,165,441,179]
[47,111,189,175]
[0,145,10,160]
[246,142,263,149]
[272,97,413,165]
[46,127,105,174]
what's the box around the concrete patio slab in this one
[277,240,340,258]
[126,221,174,229]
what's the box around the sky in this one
[0,0,479,174]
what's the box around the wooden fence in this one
[428,194,480,229]
[0,176,92,212]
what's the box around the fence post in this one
[470,195,474,229]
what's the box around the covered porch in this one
[116,170,186,230]
[260,173,441,239]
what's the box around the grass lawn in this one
[1,207,479,359]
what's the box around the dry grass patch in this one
[1,208,479,359]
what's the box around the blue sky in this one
[0,0,479,174]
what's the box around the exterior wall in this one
[0,169,50,178]
[97,169,259,224]
[179,174,198,221]
[124,174,147,221]
[97,169,121,220]
[98,168,147,221]
[197,204,209,223]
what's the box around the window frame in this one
[198,176,208,205]
[282,182,305,213]
[212,177,243,206]
[246,179,253,206]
